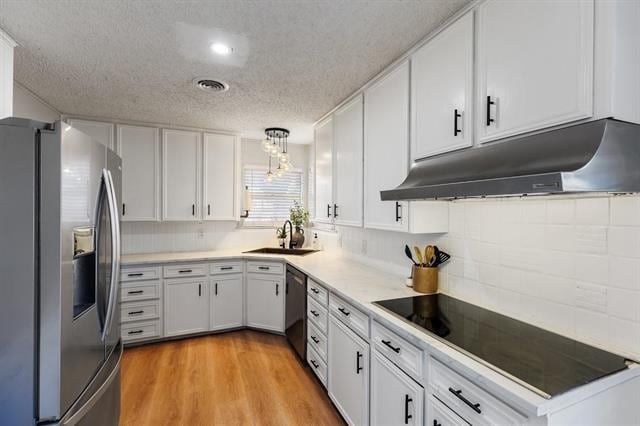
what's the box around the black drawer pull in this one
[192,204,195,216]
[220,266,233,270]
[449,387,481,414]
[404,394,413,424]
[486,95,495,126]
[198,284,202,297]
[433,420,441,426]
[338,307,350,316]
[128,310,144,316]
[208,204,211,216]
[127,272,143,277]
[333,203,338,218]
[356,351,363,374]
[454,108,462,136]
[382,339,401,353]
[178,269,192,273]
[127,290,144,295]
[395,201,402,222]
[311,335,320,343]
[327,204,331,218]
[128,330,143,335]
[122,203,126,216]
[258,266,270,270]
[310,310,319,317]
[215,283,218,295]
[310,359,319,369]
[310,287,320,294]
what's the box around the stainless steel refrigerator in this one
[0,118,122,425]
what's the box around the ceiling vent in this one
[193,78,229,93]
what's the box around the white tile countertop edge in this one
[121,249,640,417]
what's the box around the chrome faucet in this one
[281,220,296,249]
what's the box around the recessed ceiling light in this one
[210,42,232,55]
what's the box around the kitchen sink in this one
[243,247,319,256]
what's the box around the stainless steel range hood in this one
[381,119,640,201]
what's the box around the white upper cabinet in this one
[476,0,594,143]
[412,12,474,159]
[364,62,410,232]
[162,129,201,221]
[314,117,334,224]
[333,95,363,227]
[0,31,15,119]
[68,119,114,150]
[203,133,238,221]
[117,125,160,221]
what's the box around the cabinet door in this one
[333,95,363,227]
[412,12,473,159]
[117,125,160,221]
[246,275,284,332]
[203,133,237,220]
[210,274,244,330]
[164,279,208,337]
[162,129,201,221]
[371,351,424,426]
[328,316,369,426]
[364,62,410,232]
[476,0,594,143]
[314,117,334,223]
[68,119,114,150]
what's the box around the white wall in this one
[334,194,640,360]
[12,82,60,122]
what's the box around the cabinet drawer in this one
[307,278,328,307]
[307,297,328,335]
[307,320,328,361]
[427,394,469,426]
[246,261,284,275]
[210,261,243,275]
[372,321,423,381]
[329,294,369,339]
[120,266,160,282]
[121,300,160,323]
[163,263,207,278]
[307,344,328,387]
[122,320,161,342]
[429,357,527,426]
[121,281,160,302]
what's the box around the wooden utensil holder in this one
[412,265,438,294]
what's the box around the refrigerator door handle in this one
[101,169,121,342]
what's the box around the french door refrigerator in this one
[0,118,122,425]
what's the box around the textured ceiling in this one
[0,0,468,143]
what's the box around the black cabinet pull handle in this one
[311,287,319,294]
[128,330,143,335]
[276,284,279,296]
[404,395,413,424]
[127,310,144,316]
[127,273,143,277]
[258,266,270,270]
[178,269,192,273]
[454,108,462,136]
[310,310,319,317]
[449,387,482,414]
[310,359,319,369]
[198,283,201,297]
[338,307,350,316]
[356,351,363,374]
[311,335,320,343]
[208,204,211,216]
[395,202,402,222]
[333,203,338,218]
[215,283,218,295]
[122,203,126,216]
[382,339,401,353]
[433,420,441,426]
[192,204,195,216]
[327,204,331,218]
[220,266,233,270]
[486,95,495,126]
[127,290,143,295]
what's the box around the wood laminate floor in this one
[120,330,344,426]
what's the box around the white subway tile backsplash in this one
[609,256,640,290]
[574,254,608,285]
[546,199,575,224]
[575,198,609,225]
[608,317,640,357]
[575,308,610,348]
[609,227,640,257]
[607,288,640,322]
[575,226,608,254]
[545,225,576,252]
[610,196,640,226]
[575,283,608,313]
[520,200,545,224]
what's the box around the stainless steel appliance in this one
[381,119,640,200]
[285,265,307,360]
[0,118,122,425]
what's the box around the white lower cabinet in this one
[371,351,424,426]
[246,274,284,332]
[164,278,209,337]
[328,316,369,426]
[209,273,244,330]
[427,394,469,426]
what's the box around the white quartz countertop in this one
[121,249,640,417]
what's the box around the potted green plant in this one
[276,227,288,248]
[289,201,310,247]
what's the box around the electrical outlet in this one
[197,229,205,238]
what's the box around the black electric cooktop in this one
[374,294,630,398]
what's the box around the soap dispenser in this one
[311,232,320,250]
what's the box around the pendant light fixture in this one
[263,128,293,180]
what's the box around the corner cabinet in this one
[117,125,160,221]
[67,119,114,150]
[476,0,594,143]
[314,116,334,224]
[333,95,364,227]
[203,133,239,220]
[246,274,284,332]
[162,129,201,221]
[411,12,474,159]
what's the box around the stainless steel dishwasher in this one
[285,265,307,360]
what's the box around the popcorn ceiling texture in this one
[336,195,640,360]
[0,0,468,143]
